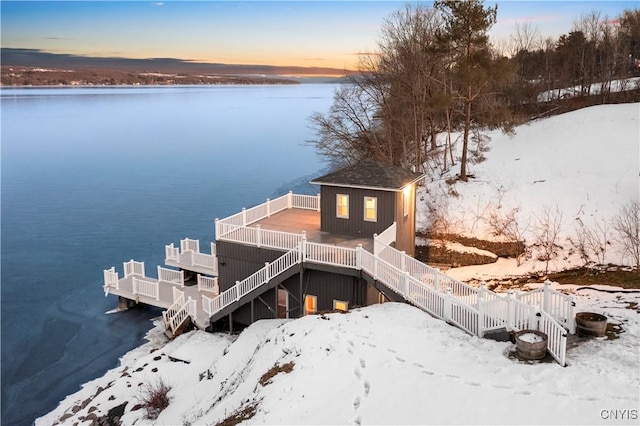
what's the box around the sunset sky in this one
[2,1,637,71]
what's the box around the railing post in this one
[157,265,162,283]
[256,225,262,248]
[301,231,307,262]
[356,244,362,270]
[567,296,576,334]
[401,251,406,271]
[316,193,321,211]
[479,281,487,302]
[288,191,293,208]
[235,281,241,301]
[507,290,515,331]
[373,233,379,256]
[402,271,409,298]
[433,268,440,292]
[266,198,271,217]
[477,294,485,337]
[265,262,270,282]
[214,218,219,239]
[444,288,452,323]
[242,208,247,226]
[543,280,551,313]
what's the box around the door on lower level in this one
[277,289,289,318]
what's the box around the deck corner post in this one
[266,198,271,217]
[355,244,362,270]
[256,225,262,248]
[433,268,440,292]
[316,193,321,211]
[235,281,241,301]
[543,280,551,313]
[214,218,219,239]
[444,288,452,323]
[242,208,247,226]
[506,290,515,331]
[288,191,293,209]
[477,294,485,338]
[567,295,576,334]
[301,232,307,262]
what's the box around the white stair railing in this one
[163,294,185,329]
[202,247,301,317]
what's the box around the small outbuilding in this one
[310,160,425,256]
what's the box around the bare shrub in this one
[569,219,591,266]
[485,206,529,265]
[585,218,611,265]
[612,201,640,268]
[137,378,171,420]
[533,204,563,274]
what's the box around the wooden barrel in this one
[575,312,607,337]
[514,330,548,360]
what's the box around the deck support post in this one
[251,299,255,324]
[228,313,233,333]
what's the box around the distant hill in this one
[1,48,348,85]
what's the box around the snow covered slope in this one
[418,102,639,275]
[39,286,639,425]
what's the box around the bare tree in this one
[612,201,640,268]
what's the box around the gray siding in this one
[216,240,285,292]
[320,186,395,237]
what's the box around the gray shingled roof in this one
[310,160,425,191]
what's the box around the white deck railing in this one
[158,266,184,286]
[124,260,145,278]
[202,248,301,317]
[132,277,159,300]
[538,310,568,366]
[108,198,574,365]
[198,275,219,294]
[165,238,218,275]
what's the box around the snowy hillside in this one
[39,286,639,425]
[418,102,639,278]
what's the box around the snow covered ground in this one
[418,102,639,276]
[39,103,639,425]
[39,285,639,426]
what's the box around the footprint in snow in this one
[353,415,362,425]
[466,381,481,387]
[359,358,366,368]
[421,370,435,375]
[395,356,406,363]
[347,346,354,355]
[364,380,371,396]
[354,368,362,379]
[353,396,361,409]
[413,362,424,368]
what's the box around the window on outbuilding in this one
[337,194,349,219]
[364,196,377,222]
[305,295,317,315]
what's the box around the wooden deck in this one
[250,209,375,252]
[106,275,215,330]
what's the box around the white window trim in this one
[336,193,349,219]
[364,196,377,222]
